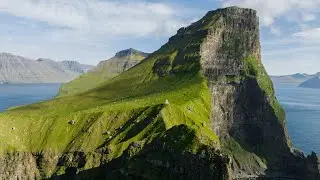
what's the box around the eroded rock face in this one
[0,152,40,179]
[198,7,313,178]
[306,152,320,179]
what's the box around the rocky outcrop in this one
[306,152,320,179]
[195,7,310,178]
[0,152,40,179]
[0,53,93,84]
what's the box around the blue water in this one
[274,83,320,155]
[0,83,61,112]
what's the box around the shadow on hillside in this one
[50,125,229,180]
[228,77,306,179]
[49,164,144,180]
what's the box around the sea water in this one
[274,83,320,154]
[0,83,61,112]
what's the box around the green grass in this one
[243,55,285,123]
[57,54,147,97]
[0,50,219,157]
[0,10,222,162]
[223,138,267,170]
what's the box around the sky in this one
[0,0,319,75]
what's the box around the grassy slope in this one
[243,55,285,123]
[57,53,147,97]
[0,8,285,178]
[0,33,219,159]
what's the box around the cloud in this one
[293,28,320,43]
[270,26,281,35]
[0,0,187,37]
[264,57,320,75]
[0,0,196,65]
[302,13,316,22]
[221,0,320,26]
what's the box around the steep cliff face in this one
[57,48,148,96]
[0,7,319,180]
[199,7,296,176]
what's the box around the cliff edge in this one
[0,7,319,180]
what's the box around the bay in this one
[0,83,61,112]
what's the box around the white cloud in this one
[0,0,186,37]
[264,55,320,75]
[221,0,320,26]
[0,0,194,65]
[293,28,320,43]
[302,13,316,22]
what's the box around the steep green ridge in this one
[0,7,318,179]
[57,48,148,97]
[243,55,285,123]
[0,23,222,177]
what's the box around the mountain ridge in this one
[0,52,93,84]
[299,76,320,89]
[271,72,320,84]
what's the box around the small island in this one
[299,76,320,89]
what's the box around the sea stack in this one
[0,7,319,179]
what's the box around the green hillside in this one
[0,10,224,177]
[0,7,311,179]
[57,48,148,97]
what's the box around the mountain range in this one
[271,73,320,84]
[0,52,93,84]
[0,7,319,180]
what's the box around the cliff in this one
[0,53,93,84]
[57,48,148,96]
[0,7,319,180]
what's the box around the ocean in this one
[0,83,318,155]
[274,83,320,155]
[0,83,61,112]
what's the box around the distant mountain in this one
[57,48,149,96]
[60,60,93,74]
[299,76,320,89]
[0,53,93,84]
[271,73,317,84]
